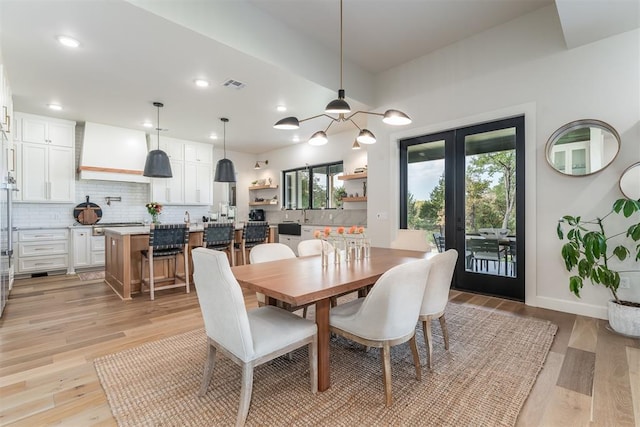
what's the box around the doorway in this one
[400,116,525,301]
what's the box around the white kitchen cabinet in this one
[184,162,212,205]
[90,236,105,266]
[18,142,74,202]
[14,113,75,203]
[184,141,213,163]
[20,114,74,147]
[15,229,69,275]
[72,228,91,269]
[151,160,184,204]
[150,137,212,205]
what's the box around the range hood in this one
[78,122,150,183]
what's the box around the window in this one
[283,162,344,209]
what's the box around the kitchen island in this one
[104,224,275,300]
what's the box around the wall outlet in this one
[329,213,333,220]
[285,213,288,219]
[619,277,631,289]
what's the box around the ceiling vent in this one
[222,79,246,90]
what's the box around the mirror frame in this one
[619,161,640,200]
[545,119,621,177]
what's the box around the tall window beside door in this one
[283,162,344,209]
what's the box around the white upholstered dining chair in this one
[249,243,310,318]
[329,258,432,406]
[390,229,430,252]
[191,248,318,426]
[297,239,334,257]
[419,249,458,368]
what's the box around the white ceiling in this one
[0,0,637,154]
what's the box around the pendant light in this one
[143,102,172,178]
[214,117,236,182]
[273,0,412,146]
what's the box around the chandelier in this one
[273,0,411,146]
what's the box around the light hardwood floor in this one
[0,274,638,426]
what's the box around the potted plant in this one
[557,198,640,337]
[334,187,347,207]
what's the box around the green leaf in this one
[569,276,583,297]
[556,222,564,240]
[563,215,577,226]
[561,243,579,270]
[613,198,627,213]
[612,245,629,261]
[627,223,640,241]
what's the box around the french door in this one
[400,116,525,301]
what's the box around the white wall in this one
[364,5,640,319]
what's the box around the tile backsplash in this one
[12,179,212,228]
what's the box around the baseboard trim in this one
[533,296,608,320]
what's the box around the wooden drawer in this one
[17,254,68,273]
[18,240,68,257]
[18,229,68,242]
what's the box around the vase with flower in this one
[146,202,163,225]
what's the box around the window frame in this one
[282,161,344,210]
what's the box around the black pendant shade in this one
[143,102,173,178]
[143,149,172,178]
[214,117,236,183]
[214,158,236,182]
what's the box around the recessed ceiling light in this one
[56,35,80,48]
[194,79,210,88]
[47,103,63,111]
[277,105,287,112]
[209,133,218,140]
[292,135,300,142]
[142,121,153,128]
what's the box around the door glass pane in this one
[464,128,517,277]
[406,139,445,253]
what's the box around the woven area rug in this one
[94,303,557,426]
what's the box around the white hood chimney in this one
[79,122,150,183]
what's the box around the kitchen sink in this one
[277,222,301,236]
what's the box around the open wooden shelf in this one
[338,173,367,181]
[249,200,278,206]
[249,184,278,190]
[341,196,367,202]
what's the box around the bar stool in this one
[236,221,269,265]
[203,222,235,266]
[140,223,190,300]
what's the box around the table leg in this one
[315,298,331,391]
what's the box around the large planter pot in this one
[608,300,640,338]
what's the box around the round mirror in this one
[545,119,620,176]
[619,162,640,200]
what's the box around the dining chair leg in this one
[422,318,433,369]
[198,342,217,396]
[308,340,318,394]
[381,341,393,407]
[184,249,190,294]
[237,363,254,427]
[409,335,422,381]
[439,315,450,351]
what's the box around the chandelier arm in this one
[299,113,341,124]
[348,118,363,131]
[344,110,384,121]
[324,120,335,133]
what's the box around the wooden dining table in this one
[230,246,431,392]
